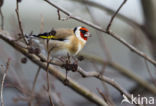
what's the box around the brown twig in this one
[85,3,112,62]
[57,9,61,20]
[29,67,41,106]
[57,9,70,21]
[46,39,54,106]
[15,0,28,45]
[0,7,4,30]
[106,0,127,31]
[44,0,156,66]
[96,88,114,106]
[0,58,11,106]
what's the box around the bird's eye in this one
[80,29,87,34]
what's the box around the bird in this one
[30,26,91,57]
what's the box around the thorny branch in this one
[44,0,156,67]
[0,58,11,106]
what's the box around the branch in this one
[50,60,143,106]
[0,31,108,106]
[15,0,28,45]
[0,8,4,30]
[79,53,156,94]
[0,0,4,30]
[43,0,156,66]
[29,67,41,106]
[46,40,54,106]
[106,0,127,31]
[0,58,11,106]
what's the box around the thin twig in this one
[29,67,41,106]
[106,0,127,31]
[40,15,44,33]
[46,39,54,106]
[144,59,156,87]
[96,88,114,106]
[85,4,112,62]
[0,58,11,106]
[15,0,28,45]
[0,7,4,30]
[57,9,61,20]
[44,0,156,66]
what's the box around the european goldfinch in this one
[31,26,91,57]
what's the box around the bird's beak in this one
[86,32,92,37]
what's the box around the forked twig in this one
[57,9,70,21]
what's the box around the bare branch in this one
[0,8,4,30]
[57,9,61,20]
[29,67,41,106]
[46,40,55,106]
[44,0,156,66]
[80,53,156,94]
[15,0,28,45]
[106,0,127,31]
[0,58,11,106]
[49,59,143,105]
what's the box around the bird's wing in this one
[32,29,74,41]
[51,29,74,41]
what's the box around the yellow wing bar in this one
[38,35,57,39]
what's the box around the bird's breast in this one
[68,36,85,55]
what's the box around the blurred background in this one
[0,0,156,106]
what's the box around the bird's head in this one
[73,26,91,43]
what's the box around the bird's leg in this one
[64,53,71,83]
[71,56,78,72]
[63,69,69,85]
